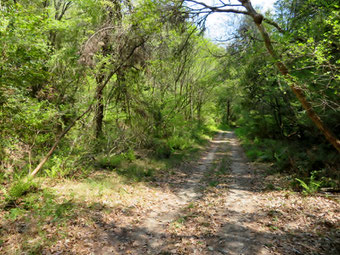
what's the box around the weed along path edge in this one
[95,131,225,254]
[2,131,338,254]
[95,131,272,254]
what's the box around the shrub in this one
[295,171,324,194]
[152,138,172,159]
[4,178,38,203]
[116,164,154,182]
[44,155,76,178]
[167,135,193,151]
[97,154,125,169]
[124,149,136,161]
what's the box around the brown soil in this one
[1,131,339,254]
[91,131,340,254]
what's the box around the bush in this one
[152,138,172,159]
[167,135,193,151]
[44,155,76,178]
[97,154,125,169]
[116,164,154,182]
[4,178,38,203]
[295,171,324,194]
[125,149,136,161]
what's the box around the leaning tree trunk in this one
[29,37,147,177]
[30,106,93,177]
[240,0,340,153]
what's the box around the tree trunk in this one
[226,100,231,124]
[197,101,202,126]
[240,0,340,153]
[30,106,93,177]
[95,86,104,138]
[95,75,105,138]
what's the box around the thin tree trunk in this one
[95,75,105,138]
[275,97,284,138]
[30,106,93,177]
[197,101,202,126]
[95,88,104,138]
[227,100,231,124]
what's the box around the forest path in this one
[2,131,337,254]
[95,130,271,254]
[207,131,270,255]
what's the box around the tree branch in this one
[185,0,249,15]
[263,17,285,33]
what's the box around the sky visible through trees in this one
[204,0,276,40]
[0,0,339,253]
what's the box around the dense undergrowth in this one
[0,0,339,253]
[1,121,218,199]
[235,127,340,193]
[0,121,218,253]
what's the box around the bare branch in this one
[82,26,115,51]
[263,17,285,33]
[57,1,72,21]
[185,0,249,15]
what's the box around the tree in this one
[185,0,340,153]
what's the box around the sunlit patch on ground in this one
[0,132,339,254]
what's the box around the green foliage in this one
[152,138,172,159]
[116,164,154,182]
[1,0,226,181]
[295,171,324,194]
[96,149,136,170]
[167,135,194,151]
[4,178,38,202]
[44,155,76,178]
[97,154,125,169]
[1,0,338,194]
[4,185,75,223]
[236,126,339,186]
[125,149,136,161]
[1,1,339,253]
[227,2,340,186]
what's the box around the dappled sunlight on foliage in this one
[0,0,339,253]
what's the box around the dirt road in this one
[93,131,339,255]
[95,131,270,254]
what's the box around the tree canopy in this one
[0,0,339,189]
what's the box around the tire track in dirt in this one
[138,131,226,252]
[211,131,270,255]
[96,131,226,254]
[96,131,271,254]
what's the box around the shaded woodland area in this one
[0,0,339,254]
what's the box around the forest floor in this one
[1,131,339,254]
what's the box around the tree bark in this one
[227,99,231,124]
[30,106,93,177]
[187,0,340,152]
[239,0,340,153]
[95,76,104,138]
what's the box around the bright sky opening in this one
[203,0,277,41]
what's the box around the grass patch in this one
[4,178,38,202]
[0,185,80,254]
[0,125,222,254]
[116,163,155,182]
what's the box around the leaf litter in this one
[0,131,339,254]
